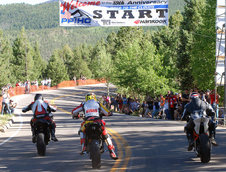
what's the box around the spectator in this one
[128,99,139,115]
[210,89,220,122]
[47,78,51,87]
[110,95,118,112]
[115,94,120,112]
[101,95,106,105]
[126,97,133,115]
[159,94,165,118]
[152,97,160,118]
[166,91,171,99]
[1,89,11,115]
[174,93,183,120]
[164,97,170,119]
[25,80,30,94]
[9,99,17,114]
[106,95,110,109]
[182,89,190,110]
[16,82,20,87]
[144,99,153,118]
[34,80,39,90]
[141,100,148,117]
[204,89,211,104]
[168,92,177,120]
[73,76,77,85]
[122,95,127,113]
[118,95,123,113]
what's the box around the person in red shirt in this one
[168,92,177,120]
[210,90,220,122]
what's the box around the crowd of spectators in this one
[100,89,222,121]
[1,79,221,120]
[100,94,141,115]
[14,79,51,94]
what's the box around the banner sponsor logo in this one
[59,0,168,26]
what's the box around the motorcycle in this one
[76,113,107,169]
[33,118,51,156]
[192,112,211,163]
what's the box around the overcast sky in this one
[0,0,50,5]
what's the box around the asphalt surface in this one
[1,84,226,172]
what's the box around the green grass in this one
[0,114,14,128]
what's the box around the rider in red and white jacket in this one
[22,94,58,142]
[72,93,118,160]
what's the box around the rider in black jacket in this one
[22,94,58,142]
[182,92,218,151]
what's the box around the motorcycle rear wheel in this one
[37,133,46,156]
[199,134,211,163]
[90,140,101,169]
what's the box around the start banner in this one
[59,0,168,27]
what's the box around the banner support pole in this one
[224,0,226,126]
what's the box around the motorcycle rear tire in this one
[199,134,211,163]
[90,140,101,169]
[37,133,46,156]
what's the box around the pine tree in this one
[178,0,206,89]
[72,46,92,79]
[152,11,183,89]
[0,30,14,87]
[112,29,170,96]
[60,44,74,80]
[91,40,113,82]
[33,42,47,80]
[12,27,34,82]
[190,0,216,90]
[45,50,69,86]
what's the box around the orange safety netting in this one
[0,79,106,111]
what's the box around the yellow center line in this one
[51,93,131,171]
[107,128,124,172]
[108,128,131,172]
[51,95,72,115]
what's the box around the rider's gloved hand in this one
[72,113,80,119]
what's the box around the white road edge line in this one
[0,110,24,146]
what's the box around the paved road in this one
[1,84,226,172]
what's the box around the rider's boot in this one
[209,122,218,146]
[80,138,86,155]
[210,132,218,146]
[80,132,86,155]
[186,133,194,151]
[105,135,118,160]
[31,127,36,143]
[108,144,118,160]
[51,128,58,142]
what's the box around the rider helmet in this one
[85,93,97,101]
[190,92,199,99]
[34,94,43,101]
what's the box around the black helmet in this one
[34,94,43,101]
[190,92,199,99]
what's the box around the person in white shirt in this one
[1,89,11,115]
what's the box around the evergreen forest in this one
[0,0,218,98]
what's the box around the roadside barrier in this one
[0,79,106,111]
